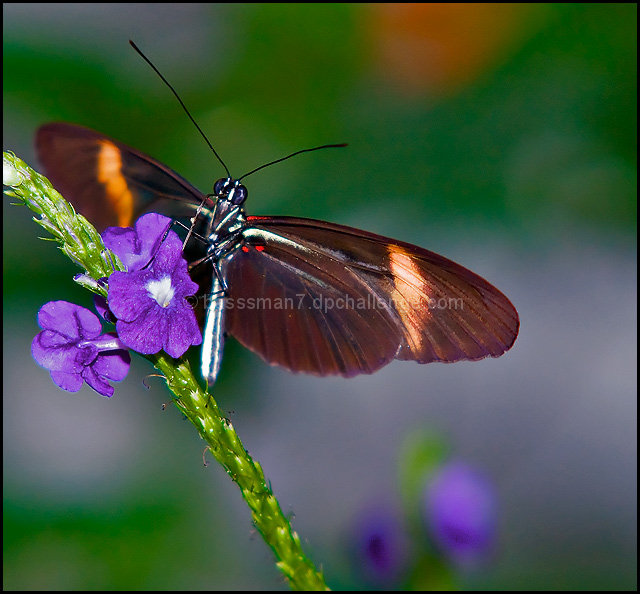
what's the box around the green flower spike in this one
[3,151,329,591]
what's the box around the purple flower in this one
[424,461,497,565]
[102,212,172,272]
[107,223,202,358]
[93,293,116,323]
[352,503,408,586]
[31,301,130,397]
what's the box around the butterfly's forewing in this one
[226,217,519,377]
[36,123,204,231]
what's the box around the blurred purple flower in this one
[353,503,408,586]
[102,212,172,272]
[31,301,130,397]
[107,220,201,358]
[424,461,497,565]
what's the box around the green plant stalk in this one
[3,152,329,591]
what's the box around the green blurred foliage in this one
[398,429,449,522]
[4,4,635,230]
[3,482,276,590]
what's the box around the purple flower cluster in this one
[424,461,497,565]
[32,213,202,397]
[351,461,497,587]
[32,301,130,397]
[104,214,201,358]
[352,503,408,587]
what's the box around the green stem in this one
[3,151,329,591]
[150,353,328,590]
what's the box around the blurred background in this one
[3,3,636,590]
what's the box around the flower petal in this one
[133,213,172,256]
[75,343,99,367]
[107,270,155,322]
[115,313,169,355]
[102,213,172,271]
[81,366,115,397]
[163,304,203,358]
[92,349,131,382]
[50,370,83,392]
[35,328,75,350]
[102,226,138,267]
[171,265,200,300]
[32,332,84,373]
[149,229,186,273]
[37,301,102,340]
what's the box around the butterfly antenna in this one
[129,40,232,178]
[238,143,348,182]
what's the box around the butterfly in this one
[36,122,519,385]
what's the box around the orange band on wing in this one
[388,246,430,352]
[96,139,134,227]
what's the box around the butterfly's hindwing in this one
[222,217,519,376]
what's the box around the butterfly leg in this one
[184,195,217,249]
[211,261,228,294]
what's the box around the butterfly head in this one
[213,177,248,206]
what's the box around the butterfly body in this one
[185,181,249,381]
[36,123,519,384]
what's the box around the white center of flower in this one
[146,275,175,308]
